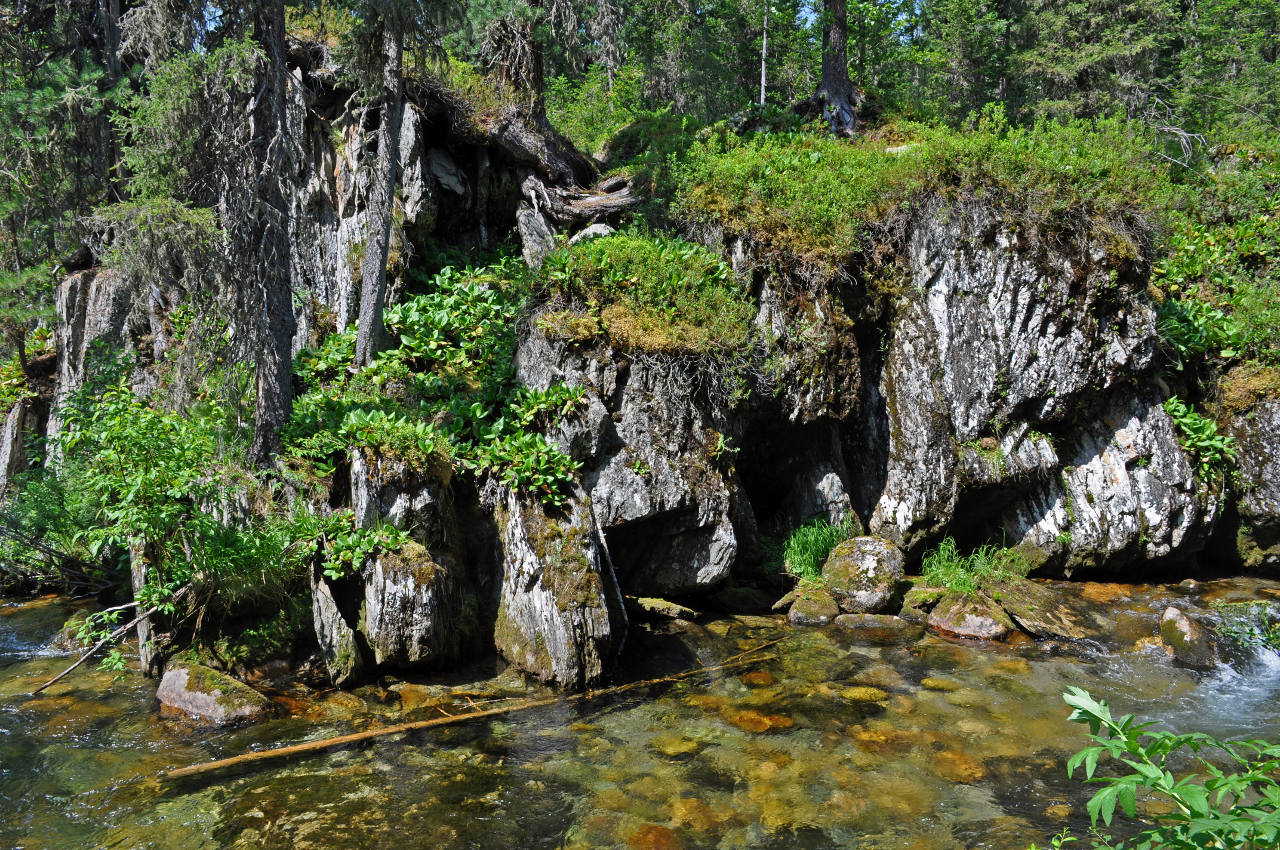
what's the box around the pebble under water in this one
[2,578,1279,850]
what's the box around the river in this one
[2,577,1278,849]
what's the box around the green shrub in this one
[921,537,1030,594]
[536,231,754,356]
[288,259,585,508]
[1212,601,1280,653]
[677,108,1159,269]
[778,516,859,580]
[1042,687,1280,850]
[1162,395,1237,483]
[547,64,644,156]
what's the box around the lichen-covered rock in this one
[0,401,32,495]
[833,613,923,644]
[926,593,1015,641]
[156,665,271,726]
[350,448,454,545]
[821,537,904,614]
[493,489,624,689]
[898,585,945,623]
[869,201,1158,554]
[786,584,839,626]
[1225,391,1280,568]
[360,541,472,668]
[515,330,746,594]
[1000,391,1217,570]
[989,579,1089,640]
[1159,606,1217,669]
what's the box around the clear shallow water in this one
[2,579,1279,850]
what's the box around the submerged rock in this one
[821,537,904,614]
[1158,606,1217,669]
[156,665,271,726]
[833,614,923,644]
[926,593,1015,641]
[989,580,1090,641]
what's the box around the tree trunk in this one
[248,0,296,465]
[355,24,404,368]
[759,8,769,106]
[817,0,862,136]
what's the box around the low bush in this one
[920,537,1030,594]
[1162,395,1237,483]
[1033,687,1280,850]
[677,108,1159,269]
[288,259,585,508]
[536,231,755,356]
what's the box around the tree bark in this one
[760,8,769,106]
[249,0,297,465]
[816,0,862,136]
[354,22,404,368]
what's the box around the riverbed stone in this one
[833,614,923,645]
[898,585,945,623]
[926,593,1015,641]
[786,584,840,626]
[821,537,904,614]
[989,579,1090,640]
[156,665,271,726]
[1159,606,1217,669]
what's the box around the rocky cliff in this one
[15,64,1277,692]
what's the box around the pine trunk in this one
[248,0,297,465]
[817,0,861,136]
[355,23,404,368]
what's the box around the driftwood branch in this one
[158,645,779,783]
[32,585,189,695]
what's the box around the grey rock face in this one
[568,223,615,245]
[1000,391,1216,570]
[821,537,904,614]
[156,665,271,726]
[493,489,623,689]
[516,331,746,594]
[311,570,365,687]
[0,402,32,495]
[361,542,470,668]
[1226,395,1280,567]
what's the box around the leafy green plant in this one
[778,516,859,580]
[1051,687,1280,849]
[1157,298,1244,369]
[921,537,1030,594]
[288,260,585,508]
[1162,395,1237,482]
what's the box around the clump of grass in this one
[920,537,1030,595]
[536,231,754,356]
[676,108,1159,270]
[779,516,859,580]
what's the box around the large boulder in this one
[360,542,473,668]
[156,665,271,726]
[926,593,1015,641]
[821,537,904,614]
[493,489,625,689]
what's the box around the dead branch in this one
[157,646,779,783]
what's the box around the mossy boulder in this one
[156,665,271,726]
[1159,606,1217,669]
[926,592,1015,641]
[821,537,904,614]
[988,578,1090,641]
[786,583,840,626]
[898,585,946,623]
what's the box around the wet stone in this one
[1159,606,1217,669]
[833,613,924,645]
[821,537,905,614]
[898,585,945,623]
[787,585,840,626]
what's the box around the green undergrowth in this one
[1032,688,1280,849]
[534,231,754,356]
[288,258,585,509]
[773,516,859,581]
[921,537,1030,595]
[1162,395,1237,484]
[677,108,1159,270]
[1154,141,1280,372]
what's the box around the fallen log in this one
[158,644,780,783]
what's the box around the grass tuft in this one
[920,537,1030,595]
